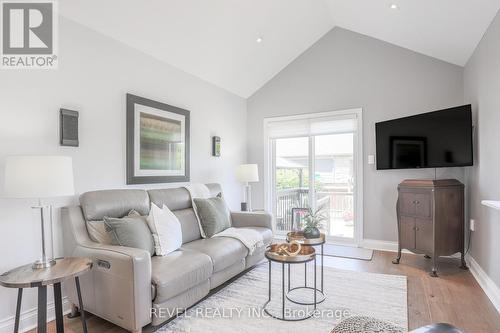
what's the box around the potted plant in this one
[302,208,326,239]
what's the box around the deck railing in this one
[275,188,353,233]
[275,188,308,231]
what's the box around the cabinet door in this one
[400,216,416,249]
[415,218,433,253]
[415,193,431,218]
[399,192,416,216]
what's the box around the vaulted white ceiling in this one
[60,0,500,98]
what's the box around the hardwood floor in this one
[31,251,500,333]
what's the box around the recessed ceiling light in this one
[389,3,399,10]
[256,37,263,43]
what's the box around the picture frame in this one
[291,207,311,230]
[126,93,190,184]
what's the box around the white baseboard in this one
[360,239,461,258]
[361,239,399,252]
[0,297,70,333]
[466,255,500,314]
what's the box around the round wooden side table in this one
[0,257,93,333]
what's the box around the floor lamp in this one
[236,164,259,212]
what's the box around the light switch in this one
[368,155,375,165]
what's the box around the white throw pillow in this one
[146,203,182,256]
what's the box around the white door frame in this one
[263,108,364,246]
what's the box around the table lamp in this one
[236,164,259,211]
[4,156,74,269]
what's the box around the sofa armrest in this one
[231,211,273,230]
[62,206,152,331]
[71,242,152,330]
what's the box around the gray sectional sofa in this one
[61,183,273,332]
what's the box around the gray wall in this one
[0,17,247,331]
[464,10,500,287]
[247,27,465,242]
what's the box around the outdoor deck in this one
[275,187,354,238]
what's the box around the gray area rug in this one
[155,263,407,332]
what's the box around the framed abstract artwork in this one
[126,93,190,184]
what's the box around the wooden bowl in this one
[265,243,315,263]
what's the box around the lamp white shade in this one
[4,156,75,198]
[236,164,259,183]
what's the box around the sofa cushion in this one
[148,188,192,211]
[151,249,212,303]
[172,208,202,243]
[147,183,222,211]
[86,220,112,244]
[182,237,248,272]
[80,189,150,221]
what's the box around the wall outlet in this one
[470,219,476,232]
[368,155,375,165]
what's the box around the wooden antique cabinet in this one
[392,179,468,277]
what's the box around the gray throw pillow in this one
[193,197,231,238]
[103,214,155,256]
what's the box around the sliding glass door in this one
[313,133,354,239]
[274,137,310,232]
[265,110,362,244]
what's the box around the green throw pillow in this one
[103,214,155,256]
[193,197,231,238]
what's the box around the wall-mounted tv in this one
[375,105,473,170]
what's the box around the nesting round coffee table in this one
[286,231,326,305]
[263,243,318,321]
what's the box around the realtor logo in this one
[1,0,58,68]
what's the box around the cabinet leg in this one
[67,303,81,318]
[424,254,431,259]
[392,248,401,264]
[430,256,438,277]
[460,252,468,270]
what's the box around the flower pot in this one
[303,227,320,239]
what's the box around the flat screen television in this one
[375,105,473,170]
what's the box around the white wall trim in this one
[466,255,500,314]
[362,239,399,252]
[361,239,463,257]
[353,109,363,246]
[0,297,70,333]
